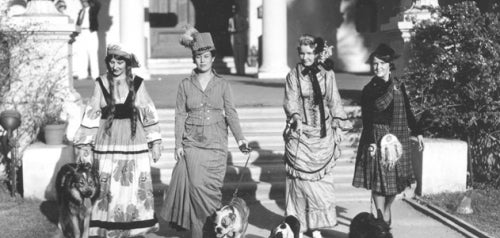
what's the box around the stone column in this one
[257,0,289,79]
[120,0,149,79]
[7,0,77,88]
[2,0,82,199]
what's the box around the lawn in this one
[423,187,500,238]
[0,184,59,238]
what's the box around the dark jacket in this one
[360,76,422,143]
[76,1,100,32]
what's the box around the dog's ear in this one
[285,215,301,238]
[58,164,78,188]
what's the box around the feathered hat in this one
[180,25,215,55]
[106,43,140,68]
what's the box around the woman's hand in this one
[238,140,251,154]
[76,145,92,163]
[290,114,302,134]
[175,147,185,161]
[417,135,424,151]
[151,143,161,163]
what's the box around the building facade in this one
[6,0,493,78]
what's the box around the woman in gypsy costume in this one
[160,28,249,237]
[352,43,424,226]
[283,35,352,236]
[74,44,162,237]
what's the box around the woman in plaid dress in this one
[352,44,424,226]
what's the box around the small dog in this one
[214,197,250,238]
[55,162,99,238]
[268,215,301,238]
[349,209,392,238]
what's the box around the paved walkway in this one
[145,199,465,238]
[73,73,466,238]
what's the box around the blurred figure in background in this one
[73,0,100,80]
[228,2,249,75]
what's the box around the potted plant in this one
[41,83,71,145]
[43,104,66,145]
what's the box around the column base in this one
[257,66,289,79]
[23,142,75,201]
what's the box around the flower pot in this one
[44,124,67,145]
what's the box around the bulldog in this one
[214,197,250,238]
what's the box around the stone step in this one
[159,120,287,134]
[152,159,357,185]
[158,134,360,150]
[152,180,371,203]
[159,121,361,135]
[148,57,236,75]
[156,106,361,120]
[155,148,357,168]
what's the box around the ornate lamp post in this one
[0,110,22,197]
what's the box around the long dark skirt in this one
[161,146,227,237]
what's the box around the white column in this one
[257,0,289,79]
[120,0,149,78]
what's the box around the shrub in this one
[0,6,73,155]
[404,1,500,187]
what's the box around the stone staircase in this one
[151,106,370,204]
[148,57,236,75]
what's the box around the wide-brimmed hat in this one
[106,43,140,68]
[180,26,216,55]
[367,43,400,63]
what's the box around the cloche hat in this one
[367,43,400,63]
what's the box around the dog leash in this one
[232,149,253,198]
[285,131,301,210]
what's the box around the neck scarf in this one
[301,63,326,138]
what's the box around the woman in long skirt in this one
[283,34,352,237]
[160,27,249,238]
[74,44,162,237]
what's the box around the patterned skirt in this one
[90,119,158,237]
[352,124,414,196]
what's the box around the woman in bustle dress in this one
[283,34,352,237]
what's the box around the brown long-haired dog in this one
[55,162,99,238]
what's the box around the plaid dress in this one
[352,77,422,195]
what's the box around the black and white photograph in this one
[0,0,499,237]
